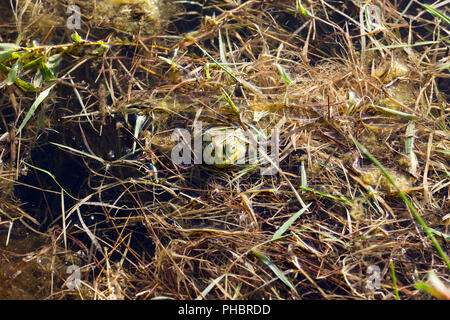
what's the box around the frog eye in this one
[228,144,236,153]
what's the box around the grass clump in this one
[0,0,448,300]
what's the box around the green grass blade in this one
[405,121,414,155]
[352,137,450,271]
[439,163,450,179]
[195,274,226,300]
[300,160,307,193]
[50,142,105,164]
[423,5,450,25]
[296,0,313,18]
[196,43,240,83]
[415,272,450,299]
[158,55,175,68]
[390,260,400,300]
[405,121,416,175]
[16,84,55,135]
[272,203,311,240]
[221,88,239,113]
[367,41,439,50]
[367,104,417,120]
[251,249,298,295]
[232,282,242,299]
[437,63,450,71]
[276,63,292,85]
[205,63,211,80]
[69,78,95,129]
[428,227,450,241]
[197,43,263,95]
[299,186,351,205]
[24,162,78,200]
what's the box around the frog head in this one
[202,126,248,168]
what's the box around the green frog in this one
[199,125,267,168]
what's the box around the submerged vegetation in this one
[0,0,449,299]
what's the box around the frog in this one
[199,125,267,168]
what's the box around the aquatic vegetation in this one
[0,0,448,300]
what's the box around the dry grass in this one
[0,0,449,299]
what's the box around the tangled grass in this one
[0,0,449,300]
